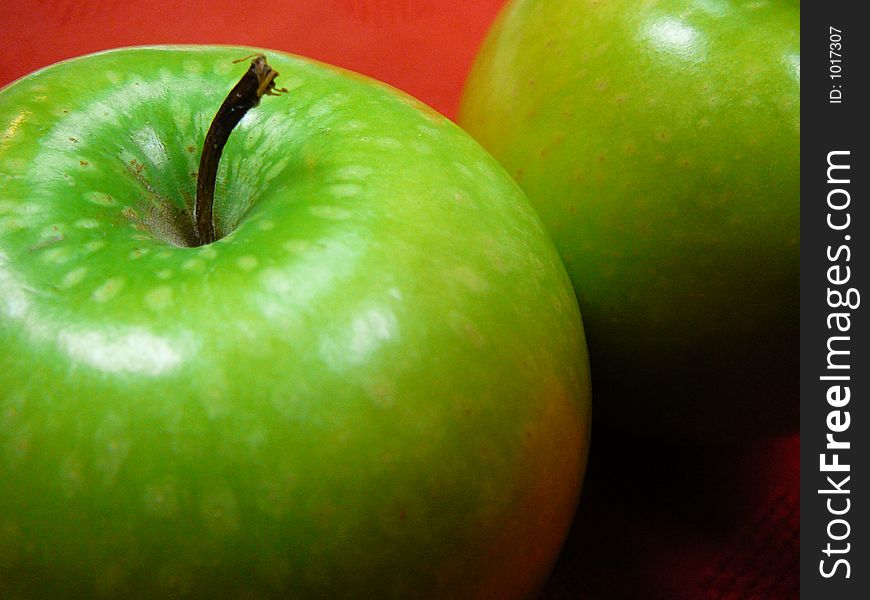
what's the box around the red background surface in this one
[0,0,504,120]
[0,1,799,597]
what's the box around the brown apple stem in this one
[194,54,287,246]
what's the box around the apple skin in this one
[460,0,799,441]
[0,47,591,599]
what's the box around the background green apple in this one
[0,46,591,598]
[460,0,799,441]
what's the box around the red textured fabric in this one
[0,2,799,597]
[541,432,799,599]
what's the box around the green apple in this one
[460,0,799,440]
[0,46,591,599]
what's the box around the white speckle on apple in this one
[243,423,269,453]
[3,158,27,174]
[373,137,402,149]
[452,266,490,294]
[130,233,153,244]
[128,248,148,260]
[93,415,131,484]
[156,269,173,280]
[258,220,275,231]
[265,157,290,182]
[144,286,173,311]
[200,487,240,535]
[261,268,291,294]
[449,311,486,349]
[0,218,22,234]
[58,327,183,375]
[155,250,173,260]
[60,266,88,289]
[104,71,122,85]
[339,119,367,132]
[327,183,361,198]
[365,377,395,409]
[453,162,474,178]
[18,203,41,216]
[143,480,180,518]
[83,240,106,253]
[417,124,440,138]
[132,126,169,167]
[265,390,300,423]
[322,307,399,366]
[306,100,333,120]
[169,97,192,129]
[236,255,258,272]
[280,75,305,92]
[199,246,218,260]
[157,68,174,84]
[694,0,729,17]
[452,189,469,204]
[212,60,232,76]
[334,164,373,180]
[309,205,352,220]
[411,140,433,154]
[41,246,71,265]
[74,218,100,229]
[59,455,84,497]
[181,258,204,271]
[183,59,203,74]
[84,191,115,206]
[283,240,310,254]
[474,161,500,184]
[38,224,64,240]
[92,277,125,302]
[306,92,348,120]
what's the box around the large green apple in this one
[460,0,799,440]
[0,46,591,598]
